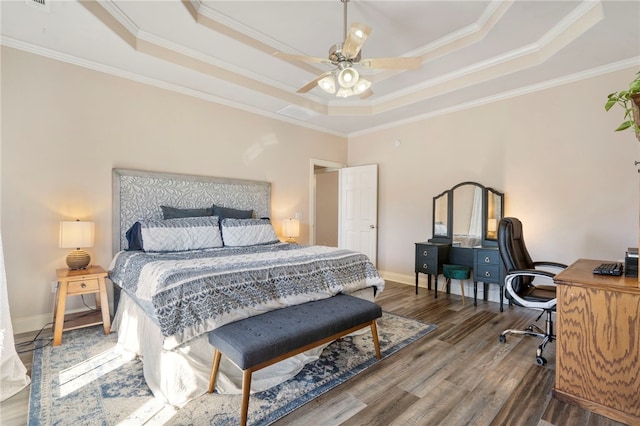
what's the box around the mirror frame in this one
[428,181,504,247]
[431,189,452,240]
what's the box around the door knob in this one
[370,225,376,229]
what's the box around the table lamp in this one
[59,220,95,270]
[282,218,300,243]
[487,218,498,238]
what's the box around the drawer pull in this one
[423,250,429,256]
[484,271,492,277]
[81,283,87,288]
[484,256,491,263]
[423,264,429,269]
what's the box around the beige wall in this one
[1,47,346,332]
[348,67,640,293]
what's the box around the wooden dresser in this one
[553,259,640,424]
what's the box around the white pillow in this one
[138,216,223,252]
[221,218,279,247]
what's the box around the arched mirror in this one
[452,182,483,247]
[429,181,504,247]
[432,190,450,239]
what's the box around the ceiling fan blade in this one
[359,88,374,99]
[359,57,422,70]
[297,71,333,93]
[274,51,331,65]
[342,22,371,60]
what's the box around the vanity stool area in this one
[414,181,507,310]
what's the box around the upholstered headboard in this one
[112,169,271,253]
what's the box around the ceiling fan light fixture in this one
[336,87,354,98]
[337,67,359,88]
[318,74,336,94]
[352,77,371,95]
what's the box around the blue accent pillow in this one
[212,204,253,219]
[125,222,144,251]
[161,206,213,219]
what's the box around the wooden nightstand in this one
[53,265,111,346]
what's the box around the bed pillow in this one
[212,204,253,219]
[220,218,279,247]
[126,216,223,252]
[161,206,213,219]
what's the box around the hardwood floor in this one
[0,281,626,425]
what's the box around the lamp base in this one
[66,249,91,270]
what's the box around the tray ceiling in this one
[2,0,639,136]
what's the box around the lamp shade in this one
[337,67,359,88]
[59,220,95,270]
[59,221,95,248]
[282,218,300,239]
[318,74,336,94]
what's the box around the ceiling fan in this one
[274,0,422,98]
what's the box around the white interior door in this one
[338,164,378,265]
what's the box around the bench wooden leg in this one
[208,349,222,393]
[241,370,252,426]
[371,320,381,359]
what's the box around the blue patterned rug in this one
[28,312,435,425]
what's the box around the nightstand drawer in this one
[66,277,100,294]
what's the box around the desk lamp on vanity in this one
[415,181,508,310]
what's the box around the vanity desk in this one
[415,243,506,310]
[415,181,507,310]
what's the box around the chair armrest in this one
[504,269,557,310]
[508,269,557,281]
[532,261,568,270]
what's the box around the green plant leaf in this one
[604,99,617,111]
[615,121,633,131]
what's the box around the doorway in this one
[309,158,344,246]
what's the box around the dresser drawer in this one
[476,249,501,266]
[415,243,449,275]
[474,265,500,283]
[66,277,100,295]
[474,248,504,284]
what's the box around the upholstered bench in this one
[207,294,383,426]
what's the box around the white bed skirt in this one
[112,287,375,407]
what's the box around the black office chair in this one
[497,217,568,365]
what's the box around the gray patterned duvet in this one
[109,243,384,350]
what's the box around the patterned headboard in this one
[112,169,271,253]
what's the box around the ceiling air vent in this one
[277,105,319,121]
[25,0,50,12]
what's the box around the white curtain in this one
[468,186,483,237]
[0,230,30,401]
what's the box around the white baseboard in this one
[12,304,114,335]
[12,313,55,335]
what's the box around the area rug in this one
[28,312,435,425]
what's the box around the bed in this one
[108,169,384,406]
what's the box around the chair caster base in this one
[499,334,506,343]
[536,356,547,366]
